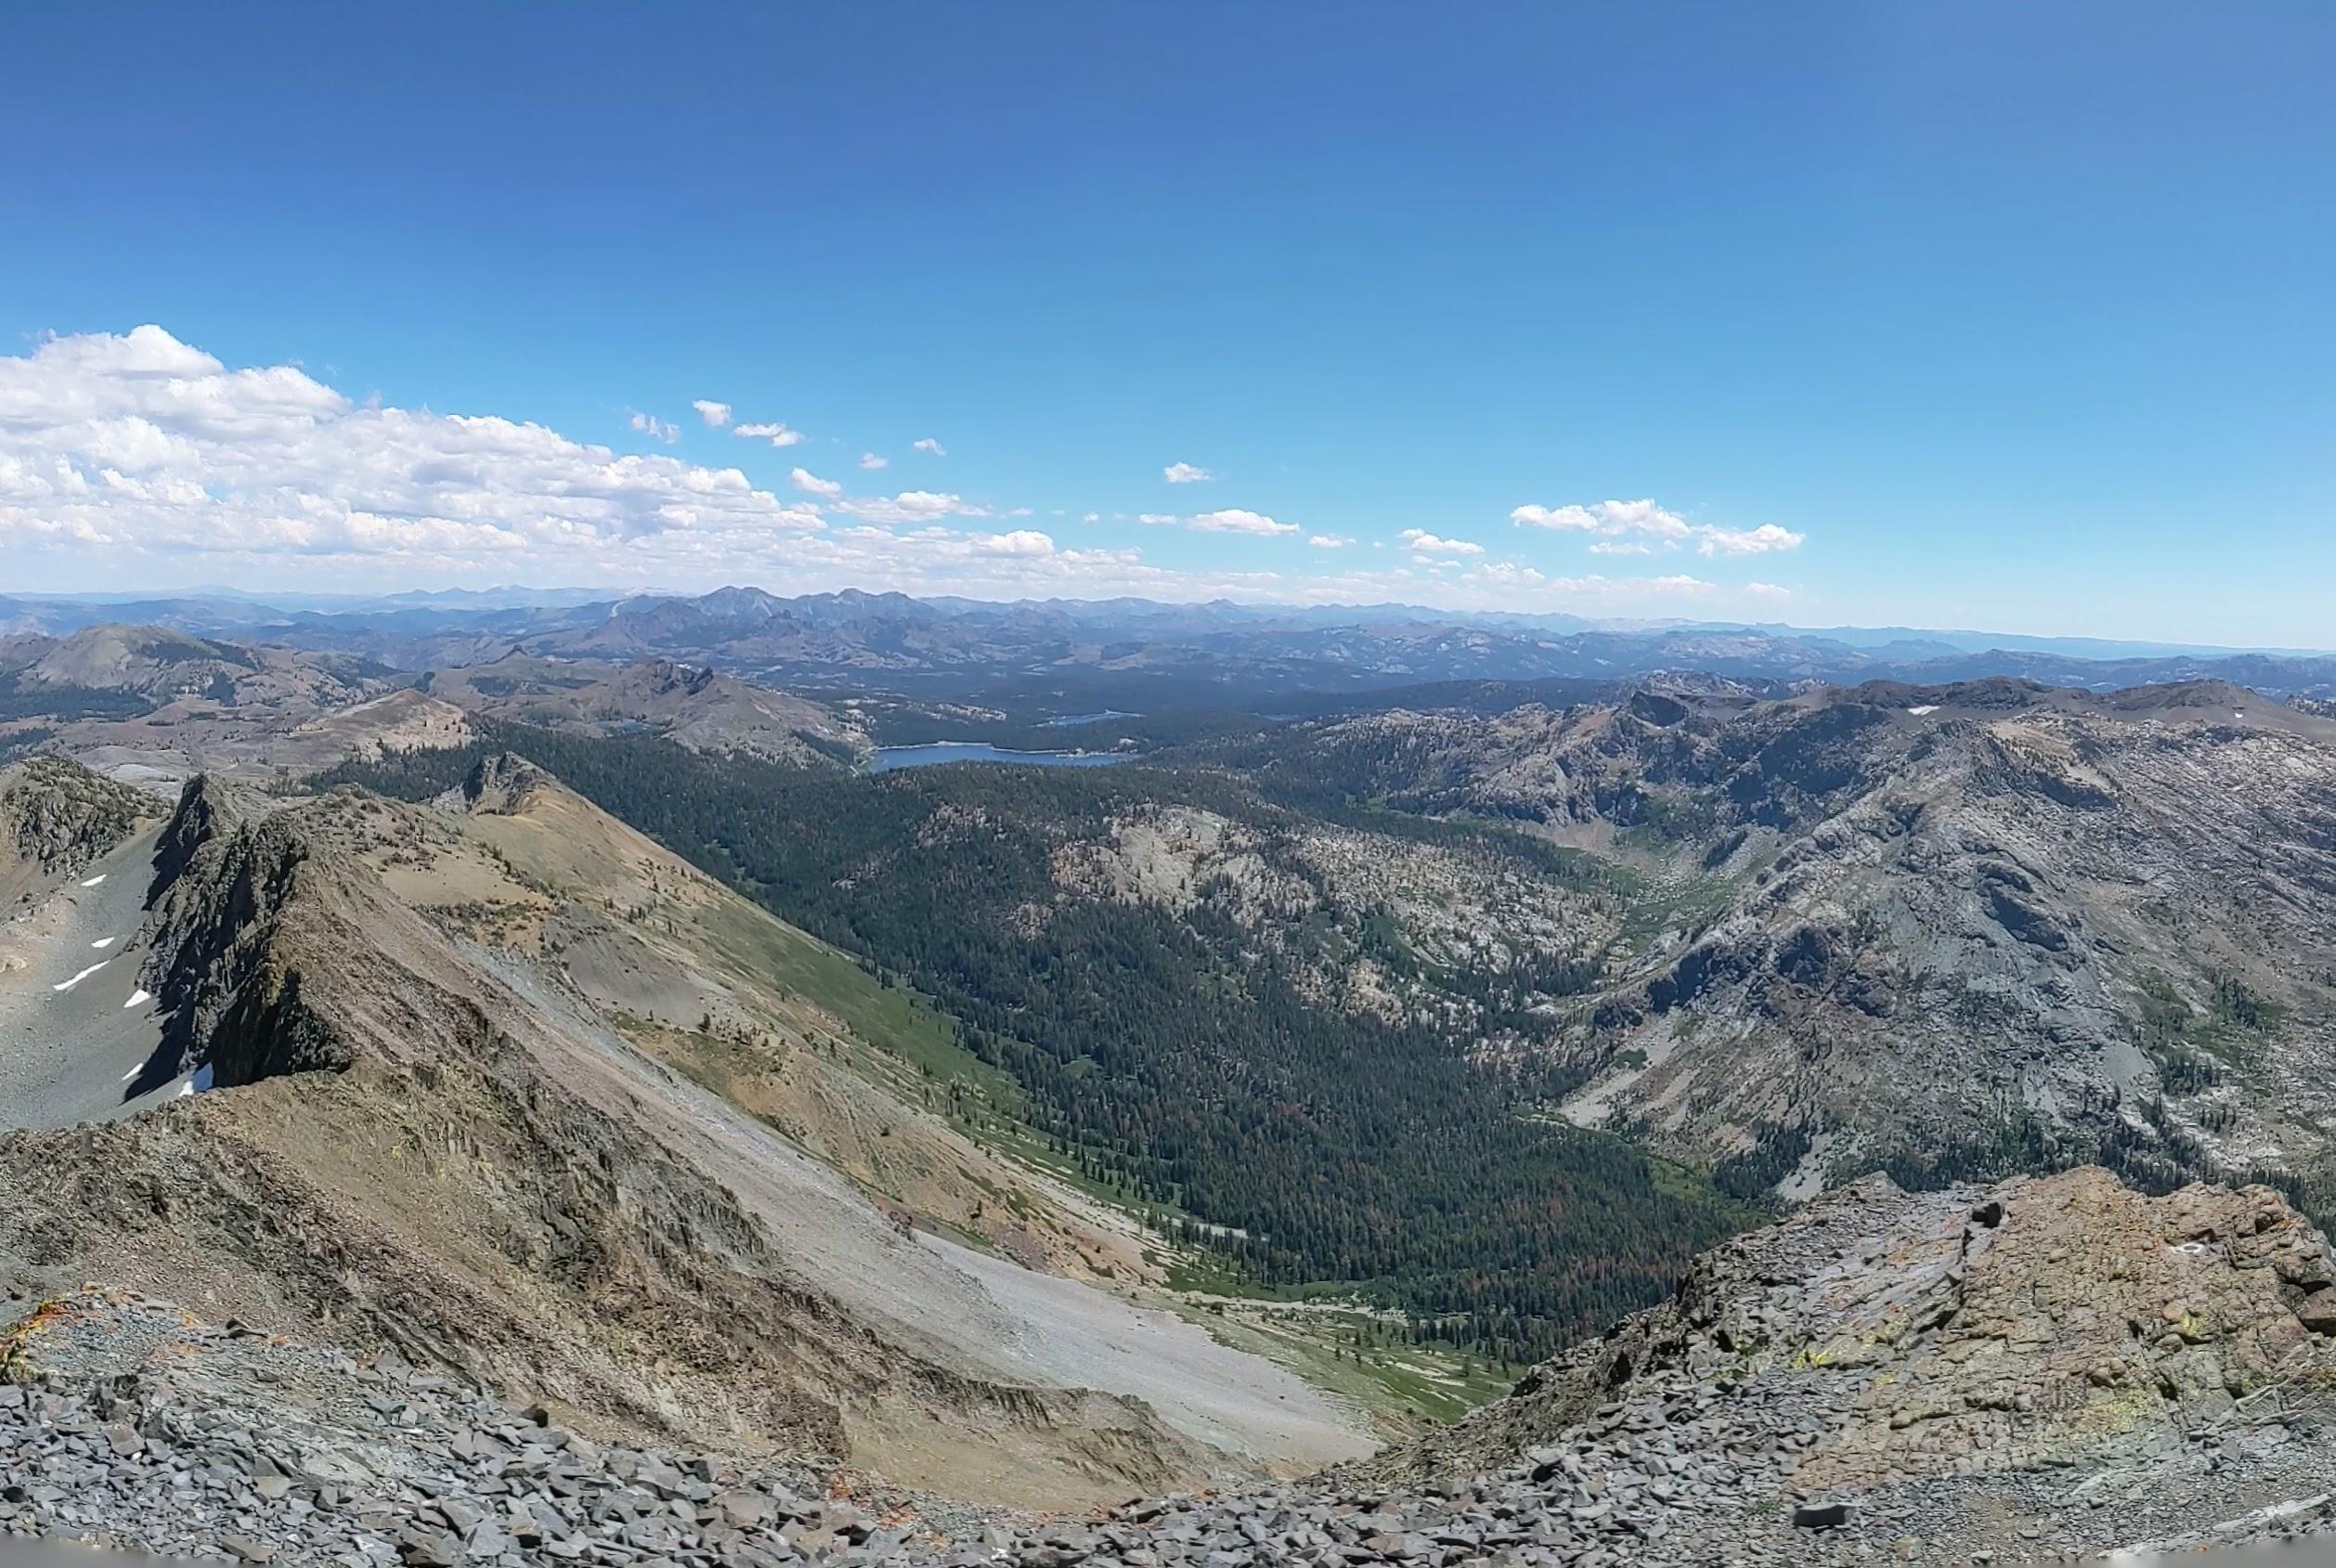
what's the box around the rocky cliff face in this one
[1265,679,2336,1201]
[0,756,154,892]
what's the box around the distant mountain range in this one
[6,587,2335,705]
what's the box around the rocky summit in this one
[9,1168,2336,1563]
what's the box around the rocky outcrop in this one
[1279,680,2336,1196]
[17,1169,2336,1563]
[0,755,152,885]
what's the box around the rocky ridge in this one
[0,755,157,894]
[1238,679,2336,1199]
[12,1168,2336,1563]
[0,763,1321,1508]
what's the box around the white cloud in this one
[833,489,987,525]
[1138,512,1180,526]
[0,326,829,574]
[733,421,804,448]
[1188,508,1299,537]
[974,528,1054,557]
[1080,512,1100,524]
[1511,498,1692,539]
[1512,497,1804,558]
[628,411,679,445]
[1307,534,1354,550]
[859,452,889,470]
[0,327,1809,621]
[1696,523,1805,556]
[1744,581,1794,600]
[912,437,945,456]
[790,467,843,499]
[1162,461,1212,484]
[1400,528,1486,557]
[691,399,733,429]
[1512,572,1715,598]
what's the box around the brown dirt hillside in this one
[0,767,1371,1507]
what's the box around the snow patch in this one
[91,936,117,950]
[1906,705,1940,717]
[123,988,151,1009]
[52,960,109,991]
[78,874,107,888]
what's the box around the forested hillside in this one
[315,729,1751,1362]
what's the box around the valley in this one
[8,599,2336,1562]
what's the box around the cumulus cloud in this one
[1486,572,1728,598]
[1510,499,1690,538]
[628,411,679,445]
[1512,497,1804,558]
[859,452,888,470]
[1400,528,1486,557]
[973,528,1054,557]
[1307,534,1354,550]
[912,437,945,456]
[790,467,843,499]
[0,327,1801,620]
[1162,461,1212,484]
[1696,523,1805,556]
[733,421,804,448]
[0,325,835,574]
[833,489,986,525]
[691,399,733,429]
[1188,509,1299,537]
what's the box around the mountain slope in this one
[1213,678,2336,1204]
[309,729,1758,1365]
[419,655,868,766]
[0,759,1373,1505]
[1053,1168,2336,1563]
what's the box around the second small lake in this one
[867,742,1135,772]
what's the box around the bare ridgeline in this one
[6,650,2336,1561]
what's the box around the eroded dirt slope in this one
[0,761,1371,1507]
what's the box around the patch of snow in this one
[123,988,151,1009]
[52,960,109,992]
[78,874,107,888]
[1906,705,1940,717]
[91,936,116,949]
[121,1062,141,1082]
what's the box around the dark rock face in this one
[0,756,151,882]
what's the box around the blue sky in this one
[3,3,2331,644]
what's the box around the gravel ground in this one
[9,1289,2336,1566]
[0,825,183,1132]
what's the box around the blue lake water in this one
[1041,710,1142,727]
[867,743,1134,772]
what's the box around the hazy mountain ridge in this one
[8,590,2336,704]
